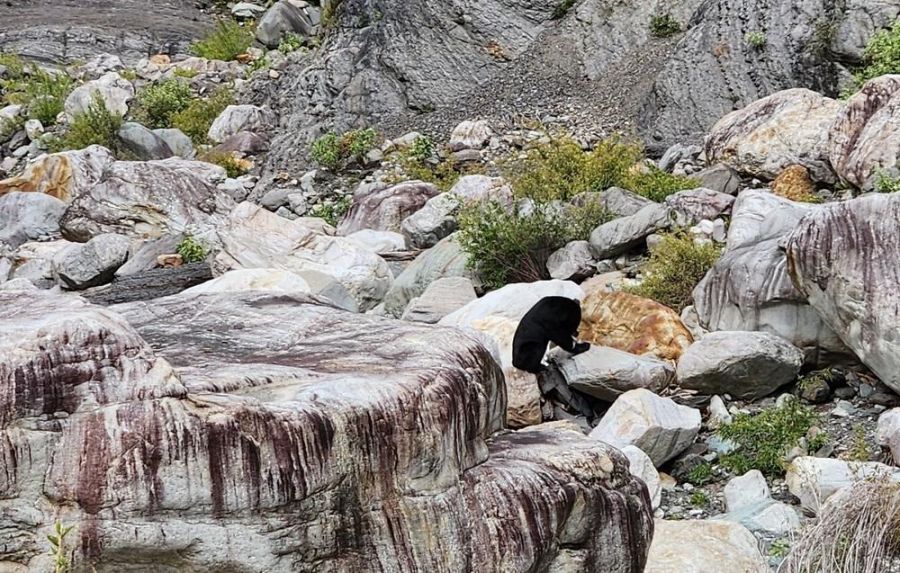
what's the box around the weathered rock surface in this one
[64,72,135,119]
[213,202,392,312]
[337,180,440,235]
[59,157,233,242]
[440,279,583,328]
[676,331,804,401]
[876,408,900,464]
[580,187,653,218]
[705,88,841,183]
[0,145,115,201]
[694,191,847,363]
[717,470,799,536]
[547,240,596,281]
[0,191,66,248]
[590,203,672,259]
[786,456,900,514]
[786,193,900,392]
[555,346,674,402]
[344,229,407,254]
[5,239,74,286]
[153,128,195,159]
[0,288,654,570]
[256,0,318,48]
[665,188,734,225]
[579,291,693,361]
[449,120,492,151]
[401,276,477,324]
[52,233,131,290]
[208,105,273,144]
[693,164,742,196]
[589,388,701,467]
[621,445,661,510]
[117,122,174,160]
[828,75,900,190]
[382,233,477,318]
[644,520,768,573]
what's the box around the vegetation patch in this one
[278,32,306,54]
[846,19,900,94]
[626,165,697,202]
[716,400,824,477]
[201,151,251,178]
[650,13,682,38]
[310,128,378,171]
[745,31,767,49]
[191,19,254,61]
[176,236,208,263]
[171,86,233,144]
[627,232,721,311]
[51,94,122,153]
[131,79,193,129]
[686,461,714,486]
[309,196,353,227]
[875,170,900,193]
[1,54,74,125]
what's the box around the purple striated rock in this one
[337,180,440,236]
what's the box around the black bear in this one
[512,296,591,374]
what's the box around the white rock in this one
[621,445,661,510]
[645,520,768,573]
[23,119,43,141]
[724,470,770,512]
[401,277,477,324]
[707,395,732,428]
[547,240,596,281]
[439,279,583,329]
[876,408,900,464]
[345,229,406,254]
[589,388,701,467]
[52,233,131,290]
[785,456,900,514]
[449,120,492,151]
[64,72,134,119]
[183,268,312,295]
[716,500,801,536]
[555,346,675,402]
[207,105,273,143]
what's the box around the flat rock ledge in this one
[0,287,653,572]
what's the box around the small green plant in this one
[690,490,710,506]
[408,135,435,163]
[309,195,352,227]
[176,236,208,264]
[626,165,698,202]
[278,32,305,53]
[131,79,193,129]
[686,462,714,486]
[874,170,900,193]
[650,13,682,38]
[247,55,271,74]
[201,151,250,178]
[717,401,822,477]
[170,86,232,144]
[2,62,74,125]
[551,0,576,20]
[191,19,254,61]
[48,521,75,573]
[173,67,199,79]
[769,538,791,559]
[846,20,900,94]
[745,31,767,49]
[321,0,344,28]
[401,155,463,191]
[848,425,872,462]
[309,128,378,171]
[628,232,721,311]
[53,93,122,152]
[119,68,138,81]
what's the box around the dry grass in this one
[779,480,900,573]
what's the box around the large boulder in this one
[645,520,768,573]
[555,346,675,402]
[786,193,900,392]
[0,288,654,570]
[52,233,131,290]
[0,146,115,201]
[117,122,174,160]
[828,75,900,190]
[449,120,492,151]
[786,457,900,514]
[579,291,693,361]
[665,188,734,225]
[59,158,233,242]
[439,279,583,328]
[382,233,477,318]
[705,88,841,183]
[589,388,701,467]
[213,202,392,312]
[401,276,477,324]
[64,71,134,119]
[676,331,804,400]
[589,203,672,259]
[0,191,67,248]
[255,0,318,49]
[337,180,440,235]
[207,105,274,144]
[547,240,596,281]
[694,190,847,363]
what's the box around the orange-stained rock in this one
[156,254,184,268]
[578,290,693,361]
[0,145,115,201]
[149,54,171,66]
[771,165,818,202]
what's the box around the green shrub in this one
[690,491,710,506]
[309,128,378,171]
[650,13,682,38]
[278,32,305,53]
[408,135,435,163]
[173,68,199,79]
[717,400,822,477]
[48,521,75,573]
[53,93,122,152]
[191,19,254,61]
[626,165,698,202]
[551,0,576,20]
[2,61,74,126]
[201,151,250,178]
[509,136,642,203]
[177,236,208,263]
[875,170,900,193]
[686,461,714,486]
[628,232,721,311]
[309,195,352,227]
[131,79,193,129]
[847,20,900,93]
[745,31,767,49]
[170,86,232,144]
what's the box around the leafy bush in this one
[626,165,698,202]
[690,491,710,506]
[717,400,822,477]
[201,151,250,178]
[309,195,352,227]
[191,19,254,61]
[173,67,199,79]
[1,58,74,126]
[650,13,682,38]
[875,170,900,193]
[52,93,122,152]
[458,200,612,289]
[171,86,232,144]
[628,232,721,311]
[847,20,900,93]
[278,32,305,53]
[745,31,767,49]
[309,128,378,171]
[177,236,208,263]
[131,79,193,129]
[408,135,435,162]
[48,521,75,573]
[686,461,714,486]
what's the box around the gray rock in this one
[0,145,116,202]
[716,500,801,536]
[0,191,66,248]
[232,2,266,18]
[621,445,661,510]
[575,187,653,218]
[52,233,131,289]
[708,395,732,428]
[219,178,251,203]
[693,164,742,196]
[117,122,174,160]
[338,180,440,235]
[259,187,291,210]
[449,120,492,151]
[786,456,900,514]
[590,388,702,467]
[23,119,43,141]
[875,409,900,464]
[786,193,900,393]
[256,0,317,49]
[401,277,477,324]
[208,105,273,144]
[645,520,768,573]
[345,229,406,254]
[589,203,672,259]
[665,188,734,226]
[8,239,73,285]
[556,346,675,402]
[547,240,596,281]
[115,235,182,276]
[153,128,195,159]
[64,71,134,119]
[214,131,269,155]
[724,470,770,512]
[676,331,804,401]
